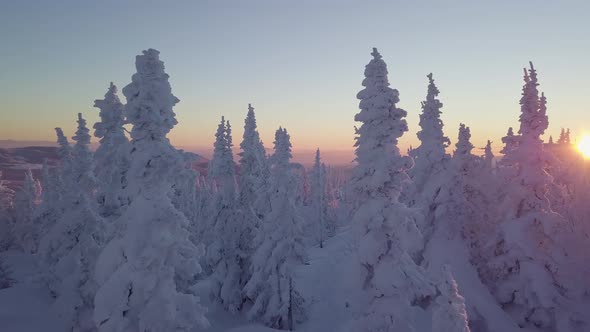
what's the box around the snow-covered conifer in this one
[33,160,61,244]
[483,140,494,170]
[500,127,517,155]
[13,169,39,253]
[310,148,328,248]
[0,171,13,211]
[203,117,238,273]
[71,113,98,198]
[484,62,576,330]
[208,116,236,200]
[170,150,199,224]
[454,124,477,174]
[93,49,207,332]
[39,114,104,331]
[410,73,451,197]
[93,82,130,217]
[55,127,74,186]
[432,265,471,332]
[207,116,256,313]
[349,48,435,331]
[245,127,307,330]
[408,73,452,236]
[238,104,270,219]
[557,128,566,144]
[0,171,14,250]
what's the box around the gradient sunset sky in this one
[1,1,589,164]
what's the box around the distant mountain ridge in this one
[0,140,58,149]
[0,145,209,190]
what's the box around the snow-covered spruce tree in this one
[37,113,105,332]
[202,116,236,273]
[170,150,199,225]
[409,74,451,197]
[483,140,494,170]
[0,171,15,250]
[207,116,255,313]
[54,127,74,188]
[13,169,39,253]
[296,163,311,208]
[483,62,581,330]
[32,160,63,249]
[72,113,98,198]
[208,116,237,200]
[245,127,307,331]
[93,82,131,218]
[500,127,517,161]
[238,103,270,220]
[557,128,566,144]
[432,265,471,332]
[0,171,13,211]
[193,174,213,241]
[33,130,71,247]
[310,148,328,248]
[39,114,103,331]
[453,124,477,174]
[321,162,339,236]
[446,123,494,251]
[349,48,437,331]
[93,49,207,332]
[408,73,452,237]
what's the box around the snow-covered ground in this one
[0,251,66,332]
[423,232,521,332]
[0,229,361,332]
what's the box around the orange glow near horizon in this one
[577,135,590,159]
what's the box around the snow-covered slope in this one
[0,228,360,332]
[0,251,66,332]
[423,231,521,332]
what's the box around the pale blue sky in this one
[1,0,589,163]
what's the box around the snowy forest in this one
[0,47,589,332]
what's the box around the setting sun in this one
[577,135,590,158]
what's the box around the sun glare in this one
[577,135,590,159]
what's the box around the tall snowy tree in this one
[93,82,130,217]
[170,150,199,224]
[0,171,13,210]
[72,113,98,199]
[202,117,237,273]
[93,49,207,332]
[409,73,451,196]
[408,73,452,236]
[55,127,74,188]
[310,148,328,248]
[13,169,39,253]
[454,124,477,173]
[483,62,579,331]
[32,160,62,250]
[349,48,436,331]
[38,113,104,331]
[245,127,306,330]
[238,104,270,220]
[0,171,14,250]
[208,116,236,200]
[207,116,256,313]
[483,140,494,170]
